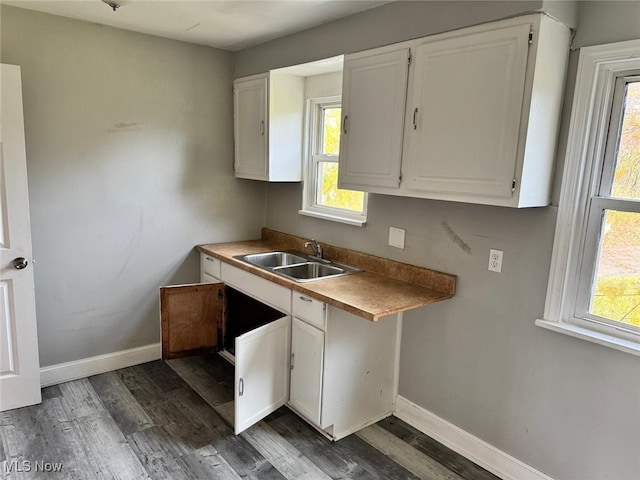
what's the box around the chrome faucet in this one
[304,239,323,260]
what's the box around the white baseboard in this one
[394,395,555,480]
[40,343,162,387]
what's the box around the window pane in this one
[590,210,640,327]
[317,161,365,212]
[322,107,341,155]
[610,81,640,200]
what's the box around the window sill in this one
[298,209,366,227]
[535,319,640,357]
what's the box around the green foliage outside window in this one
[317,107,365,213]
[591,82,640,327]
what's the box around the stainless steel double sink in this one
[234,250,360,283]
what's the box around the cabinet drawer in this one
[201,254,221,281]
[201,272,218,284]
[292,294,326,330]
[221,263,291,313]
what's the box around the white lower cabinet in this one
[289,293,400,440]
[160,254,399,440]
[290,317,325,426]
[162,254,292,435]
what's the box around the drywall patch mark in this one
[108,122,141,133]
[441,221,472,254]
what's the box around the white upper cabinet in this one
[404,24,530,199]
[338,48,409,189]
[233,72,304,182]
[338,14,571,207]
[234,74,268,180]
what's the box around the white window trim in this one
[299,96,368,227]
[536,39,640,356]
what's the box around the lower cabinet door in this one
[234,315,291,434]
[160,283,224,360]
[289,317,324,426]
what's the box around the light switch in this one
[389,227,405,249]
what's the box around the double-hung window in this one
[299,96,367,226]
[537,39,640,355]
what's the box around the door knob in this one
[13,257,28,270]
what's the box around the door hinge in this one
[408,51,412,66]
[399,172,403,183]
[512,178,517,192]
[290,352,295,370]
[218,288,225,299]
[528,31,534,45]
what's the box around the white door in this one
[0,64,41,411]
[403,24,530,198]
[233,74,268,181]
[234,315,290,434]
[338,48,409,190]
[289,317,324,425]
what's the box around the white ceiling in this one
[3,0,392,51]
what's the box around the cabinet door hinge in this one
[218,288,225,299]
[528,31,534,45]
[512,178,517,192]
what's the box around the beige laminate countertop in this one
[197,230,456,322]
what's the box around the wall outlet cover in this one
[488,249,503,273]
[389,227,406,249]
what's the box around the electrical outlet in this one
[488,249,503,273]
[389,227,405,249]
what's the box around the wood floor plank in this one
[215,401,333,480]
[377,416,500,480]
[1,382,147,480]
[167,356,234,407]
[74,414,149,480]
[0,397,82,476]
[120,363,285,480]
[267,410,402,480]
[357,424,465,480]
[89,372,154,435]
[41,384,63,401]
[179,445,244,480]
[57,378,108,420]
[0,356,500,480]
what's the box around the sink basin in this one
[241,251,308,269]
[234,250,360,282]
[273,262,346,282]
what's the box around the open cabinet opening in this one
[160,280,291,434]
[223,286,286,357]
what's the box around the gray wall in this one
[1,6,266,367]
[234,2,639,479]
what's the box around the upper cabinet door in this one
[403,24,531,198]
[234,315,291,434]
[234,74,268,180]
[338,48,410,190]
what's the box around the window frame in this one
[536,39,640,356]
[299,96,368,226]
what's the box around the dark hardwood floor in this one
[0,355,499,479]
